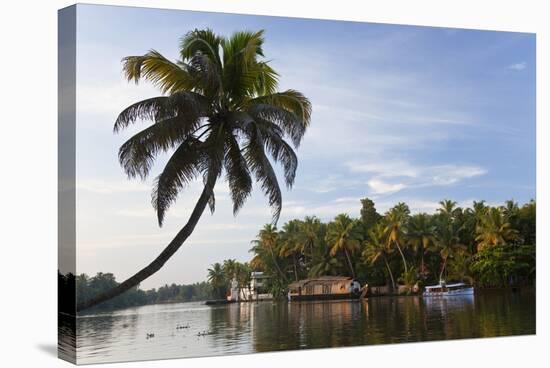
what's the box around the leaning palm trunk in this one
[439,256,448,283]
[383,256,396,291]
[394,241,408,275]
[77,180,215,312]
[292,254,299,281]
[269,247,288,282]
[344,248,356,279]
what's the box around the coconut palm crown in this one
[116,28,311,225]
[77,29,311,312]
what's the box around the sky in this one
[70,4,535,289]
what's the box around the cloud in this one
[348,159,486,188]
[367,179,407,195]
[508,62,527,71]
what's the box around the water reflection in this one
[67,290,535,364]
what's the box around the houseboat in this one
[423,282,474,297]
[287,276,362,301]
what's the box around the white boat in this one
[423,282,474,297]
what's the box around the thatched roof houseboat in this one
[287,276,362,301]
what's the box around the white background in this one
[0,0,547,367]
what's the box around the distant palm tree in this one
[278,220,303,281]
[326,214,362,278]
[438,199,458,218]
[428,218,467,282]
[406,213,436,275]
[299,216,323,262]
[475,207,520,250]
[222,259,238,280]
[207,263,226,298]
[77,29,311,312]
[383,203,410,275]
[363,223,396,290]
[252,224,288,281]
[309,255,343,277]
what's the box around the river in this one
[59,289,535,364]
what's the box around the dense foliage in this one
[210,199,535,296]
[60,271,214,313]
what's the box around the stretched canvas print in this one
[58,3,536,365]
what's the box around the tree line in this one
[208,198,535,297]
[59,272,215,313]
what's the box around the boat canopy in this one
[425,283,467,290]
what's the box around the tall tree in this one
[207,263,226,298]
[383,203,410,275]
[363,223,396,290]
[326,214,362,278]
[360,197,381,235]
[77,29,311,311]
[475,207,520,250]
[252,224,288,282]
[278,220,304,281]
[406,213,436,276]
[428,217,467,282]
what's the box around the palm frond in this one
[180,29,223,68]
[114,91,208,132]
[224,132,253,215]
[247,90,312,146]
[118,115,201,179]
[122,50,196,94]
[152,137,205,226]
[255,119,298,188]
[243,125,282,224]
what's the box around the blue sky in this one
[72,4,535,288]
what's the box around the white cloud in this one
[347,159,486,191]
[508,62,527,71]
[367,179,407,195]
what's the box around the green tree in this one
[278,220,304,281]
[406,213,436,276]
[383,203,410,275]
[363,223,396,290]
[428,217,467,282]
[475,207,520,251]
[77,29,311,311]
[360,197,381,235]
[252,224,288,281]
[326,214,362,278]
[207,262,226,298]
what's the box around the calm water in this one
[60,289,535,364]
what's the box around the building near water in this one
[227,272,273,302]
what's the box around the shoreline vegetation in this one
[208,197,535,299]
[61,197,535,314]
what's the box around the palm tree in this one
[222,259,238,280]
[325,214,362,278]
[309,255,343,277]
[252,224,288,281]
[278,220,303,281]
[77,29,311,312]
[428,218,467,282]
[363,223,396,290]
[438,199,458,219]
[383,203,410,275]
[406,213,436,276]
[298,216,323,262]
[207,262,226,298]
[475,207,520,250]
